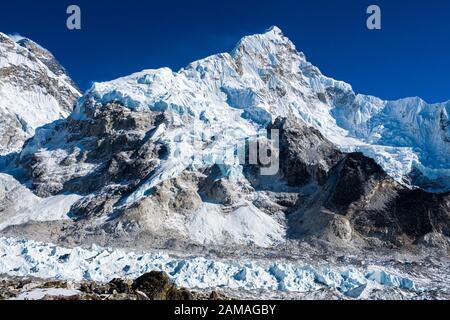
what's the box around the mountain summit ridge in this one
[67,26,450,192]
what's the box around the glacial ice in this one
[0,237,421,296]
[366,270,417,291]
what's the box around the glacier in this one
[0,237,423,298]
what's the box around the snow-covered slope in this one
[0,32,81,155]
[69,26,450,192]
[0,173,81,231]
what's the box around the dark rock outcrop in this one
[132,271,193,300]
[319,152,450,245]
[267,118,450,246]
[324,152,388,214]
[269,117,344,186]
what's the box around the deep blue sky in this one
[0,0,449,103]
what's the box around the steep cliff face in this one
[0,33,80,155]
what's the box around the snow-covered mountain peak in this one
[73,27,449,191]
[16,37,56,62]
[231,26,306,79]
[232,25,294,55]
[265,25,284,35]
[15,37,78,88]
[0,32,81,155]
[19,27,450,198]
